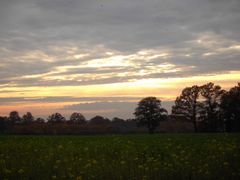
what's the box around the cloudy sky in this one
[0,0,239,119]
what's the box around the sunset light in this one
[0,0,239,119]
[1,1,240,179]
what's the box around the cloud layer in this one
[0,0,239,118]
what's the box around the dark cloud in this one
[0,96,141,104]
[0,1,239,86]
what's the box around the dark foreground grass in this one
[0,134,239,180]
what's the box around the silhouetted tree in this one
[134,97,167,134]
[69,112,86,124]
[221,83,240,132]
[112,117,125,124]
[35,118,45,123]
[0,116,6,133]
[200,82,225,132]
[172,85,201,132]
[112,117,126,126]
[89,116,110,125]
[9,111,21,123]
[48,113,66,123]
[22,112,34,124]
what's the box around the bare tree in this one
[172,85,201,132]
[200,82,225,131]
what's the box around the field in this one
[0,134,240,180]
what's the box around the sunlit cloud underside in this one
[0,71,239,119]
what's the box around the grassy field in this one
[0,134,239,180]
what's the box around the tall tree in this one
[172,85,201,132]
[200,82,225,132]
[221,83,240,132]
[134,97,167,134]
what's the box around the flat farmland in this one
[0,134,239,180]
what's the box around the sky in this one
[0,0,240,119]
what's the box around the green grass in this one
[0,134,240,180]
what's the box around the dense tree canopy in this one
[0,117,6,133]
[48,113,66,123]
[134,97,167,134]
[221,83,240,132]
[89,116,110,125]
[9,111,21,123]
[22,112,34,124]
[70,112,86,124]
[35,117,45,123]
[200,83,225,131]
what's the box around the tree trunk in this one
[192,102,198,133]
[193,119,198,133]
[148,127,154,134]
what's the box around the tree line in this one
[172,82,240,133]
[0,82,239,134]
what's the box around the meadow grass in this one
[0,133,239,179]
